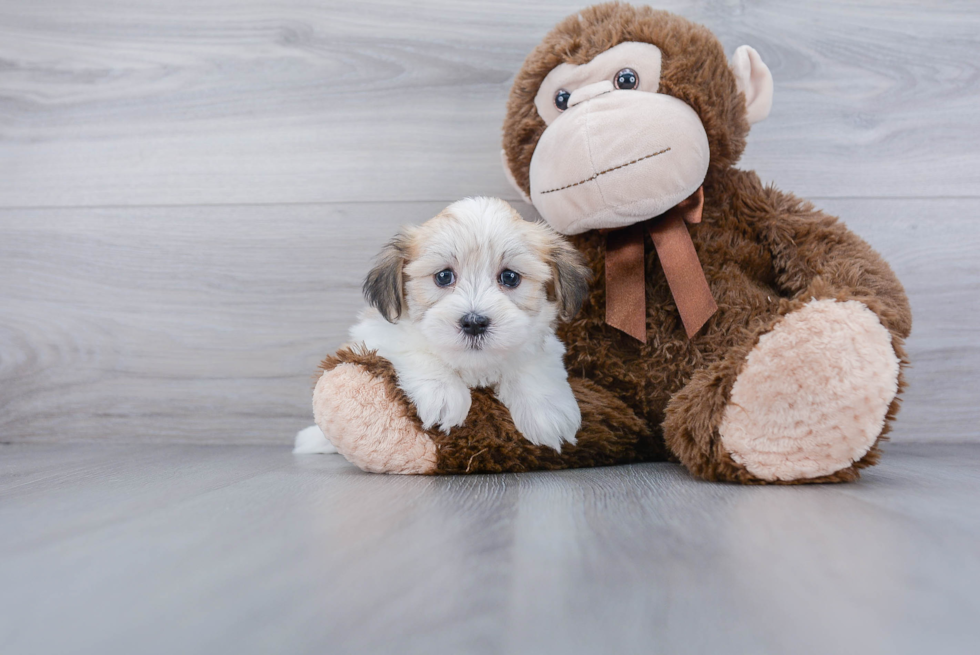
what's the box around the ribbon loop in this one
[604,187,717,342]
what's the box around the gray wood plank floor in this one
[1,442,978,655]
[2,0,978,445]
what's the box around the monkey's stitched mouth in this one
[539,147,672,195]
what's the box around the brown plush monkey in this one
[313,3,911,483]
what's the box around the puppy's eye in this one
[614,68,639,90]
[434,269,455,287]
[554,89,571,111]
[498,269,521,288]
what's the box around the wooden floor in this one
[1,442,978,655]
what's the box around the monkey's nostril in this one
[460,313,490,336]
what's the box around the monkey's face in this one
[502,6,773,238]
[529,42,710,235]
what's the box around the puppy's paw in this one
[407,378,473,434]
[508,389,581,452]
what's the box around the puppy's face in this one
[364,197,589,363]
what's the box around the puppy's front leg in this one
[391,352,472,434]
[496,336,581,452]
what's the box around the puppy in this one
[350,197,591,451]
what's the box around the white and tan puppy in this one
[300,197,591,453]
[357,197,590,450]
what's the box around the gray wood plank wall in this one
[1,0,978,444]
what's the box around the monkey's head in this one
[502,3,773,235]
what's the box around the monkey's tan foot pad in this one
[313,363,437,474]
[718,299,900,482]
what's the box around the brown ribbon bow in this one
[605,187,717,341]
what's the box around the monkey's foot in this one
[718,299,900,482]
[313,361,437,475]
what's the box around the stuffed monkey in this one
[313,3,911,483]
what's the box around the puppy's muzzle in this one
[459,313,490,336]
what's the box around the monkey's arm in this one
[313,346,654,474]
[756,187,912,339]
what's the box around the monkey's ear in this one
[501,149,532,204]
[362,234,409,323]
[731,45,773,125]
[547,237,592,321]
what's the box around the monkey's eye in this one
[614,68,639,90]
[498,269,521,288]
[554,89,571,111]
[434,269,455,287]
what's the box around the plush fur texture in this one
[314,355,438,474]
[314,346,661,474]
[310,3,912,483]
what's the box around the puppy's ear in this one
[363,232,410,323]
[547,236,591,321]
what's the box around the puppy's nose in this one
[459,313,490,336]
